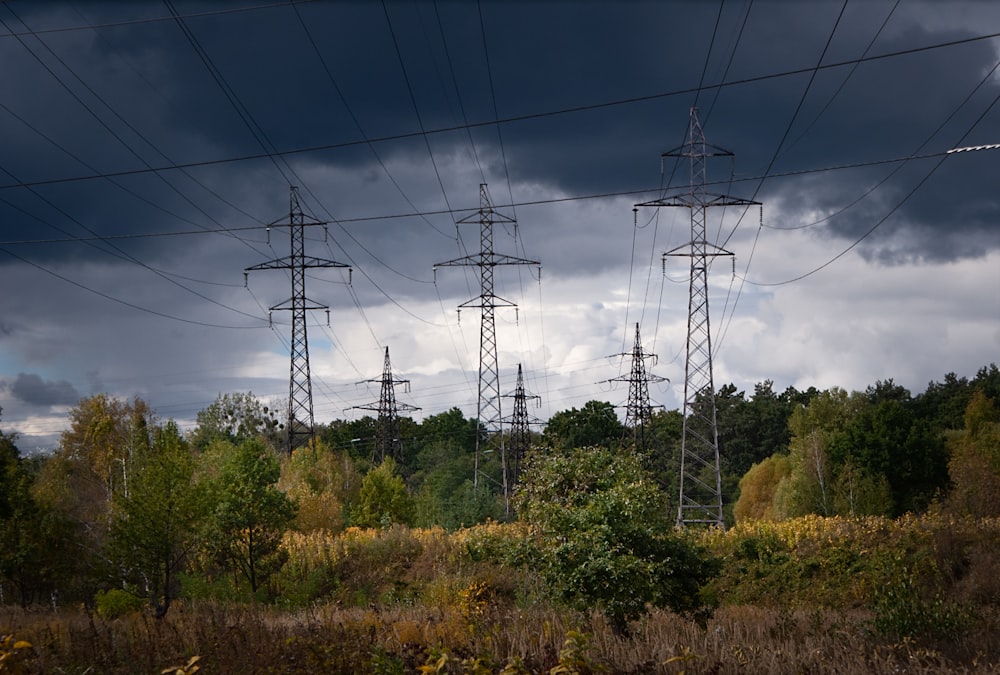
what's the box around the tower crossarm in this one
[457,295,518,310]
[664,242,734,258]
[246,256,351,271]
[636,193,759,210]
[434,253,540,268]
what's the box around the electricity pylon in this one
[609,323,666,454]
[636,108,759,528]
[351,346,420,464]
[245,186,351,453]
[502,363,541,497]
[434,184,539,496]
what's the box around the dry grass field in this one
[3,602,999,674]
[3,514,999,673]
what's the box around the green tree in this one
[914,372,974,431]
[640,408,682,492]
[353,457,415,528]
[733,454,790,523]
[109,421,204,617]
[407,408,478,463]
[774,388,863,518]
[912,364,1000,432]
[54,394,153,514]
[515,446,718,634]
[204,438,296,595]
[541,400,624,450]
[192,392,283,450]
[945,390,1000,517]
[320,416,378,463]
[834,381,947,514]
[717,381,809,479]
[30,394,154,600]
[279,439,360,533]
[405,408,502,527]
[830,457,893,517]
[0,421,60,606]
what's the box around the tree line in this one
[1,364,997,618]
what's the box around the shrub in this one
[515,446,719,633]
[94,588,145,618]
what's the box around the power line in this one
[0,1,318,37]
[710,0,848,358]
[289,1,455,243]
[0,144,976,247]
[3,28,996,192]
[738,57,1000,287]
[0,245,263,329]
[381,0,456,218]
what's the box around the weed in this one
[550,630,606,674]
[0,634,34,675]
[160,655,200,675]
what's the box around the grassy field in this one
[3,602,998,673]
[3,514,999,673]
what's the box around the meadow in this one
[2,513,999,674]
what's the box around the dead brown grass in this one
[3,601,999,674]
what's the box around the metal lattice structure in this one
[636,108,759,527]
[245,187,351,453]
[434,184,539,497]
[610,323,666,453]
[503,363,541,494]
[352,346,420,464]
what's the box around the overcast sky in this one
[1,0,998,452]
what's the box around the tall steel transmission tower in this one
[503,363,541,494]
[434,184,539,496]
[610,323,666,453]
[351,346,420,464]
[636,108,759,527]
[245,187,351,453]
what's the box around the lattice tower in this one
[503,363,541,495]
[434,184,539,497]
[635,108,759,527]
[244,187,350,453]
[351,346,420,463]
[609,323,666,453]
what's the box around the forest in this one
[0,364,998,673]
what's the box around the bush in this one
[515,446,719,633]
[871,559,972,641]
[94,588,145,618]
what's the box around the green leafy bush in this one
[515,446,719,633]
[94,588,145,618]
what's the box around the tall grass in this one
[3,602,999,673]
[2,514,999,673]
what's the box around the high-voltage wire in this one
[4,29,996,193]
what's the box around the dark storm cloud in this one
[9,372,79,407]
[4,1,998,274]
[0,1,998,451]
